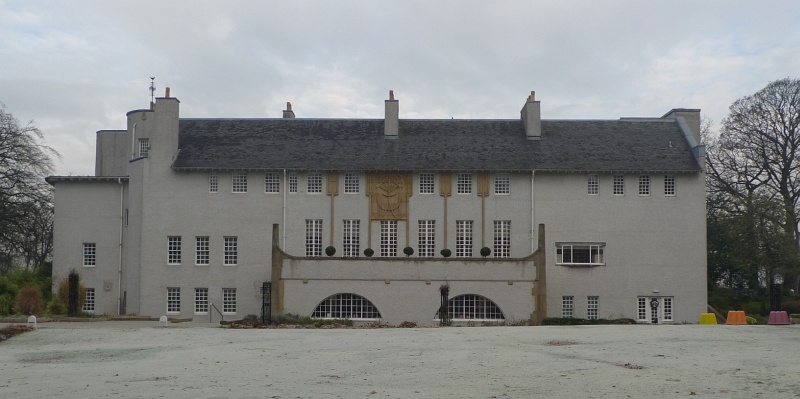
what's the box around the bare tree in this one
[0,104,58,272]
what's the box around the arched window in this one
[435,294,505,321]
[312,293,382,320]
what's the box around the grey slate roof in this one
[172,118,702,172]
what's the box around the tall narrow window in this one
[587,296,599,320]
[342,219,360,257]
[664,175,676,196]
[494,173,510,195]
[457,173,472,194]
[418,220,436,257]
[265,172,280,193]
[224,236,238,265]
[194,288,209,314]
[493,220,511,258]
[663,297,674,321]
[562,296,574,318]
[83,288,95,313]
[380,220,398,257]
[344,173,360,194]
[613,175,624,195]
[587,174,599,195]
[307,172,322,193]
[168,236,181,265]
[223,288,237,314]
[638,297,647,321]
[639,175,650,196]
[138,138,150,157]
[419,173,434,194]
[195,236,209,265]
[232,172,247,193]
[289,172,298,193]
[306,219,322,256]
[167,287,180,314]
[83,243,96,267]
[209,172,218,193]
[456,220,473,258]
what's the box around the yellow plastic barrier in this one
[699,313,717,324]
[726,310,747,325]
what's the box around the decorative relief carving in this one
[367,173,412,220]
[477,172,490,197]
[327,172,339,196]
[440,172,452,197]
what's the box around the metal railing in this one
[209,303,223,324]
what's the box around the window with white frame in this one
[224,236,238,265]
[587,296,598,320]
[664,175,676,196]
[638,298,648,321]
[344,173,360,194]
[456,220,473,258]
[83,243,96,267]
[195,236,209,265]
[138,138,150,157]
[639,174,650,196]
[168,236,181,265]
[494,173,510,195]
[562,296,574,318]
[289,172,298,193]
[588,174,599,195]
[664,297,673,321]
[306,219,322,256]
[209,172,218,193]
[436,294,505,321]
[418,220,435,257]
[232,172,248,193]
[342,219,360,257]
[83,288,95,313]
[312,293,382,320]
[307,172,322,193]
[380,220,398,257]
[493,220,511,258]
[265,173,280,193]
[457,173,472,194]
[419,173,434,194]
[556,243,605,266]
[223,288,237,314]
[613,175,624,195]
[194,288,208,314]
[167,287,180,314]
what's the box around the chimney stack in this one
[165,87,171,98]
[385,90,399,138]
[283,102,295,119]
[521,90,541,139]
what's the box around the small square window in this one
[639,175,650,196]
[265,173,280,193]
[457,173,472,194]
[613,175,624,195]
[419,173,434,194]
[208,172,218,193]
[664,175,676,196]
[83,243,96,267]
[494,173,510,195]
[307,173,322,193]
[587,174,599,195]
[138,138,150,158]
[344,173,360,194]
[232,172,248,193]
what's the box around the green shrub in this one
[363,248,374,257]
[46,297,67,315]
[440,249,452,258]
[325,246,336,257]
[0,294,15,316]
[781,299,800,315]
[480,247,491,257]
[742,301,767,316]
[56,275,85,312]
[403,247,414,257]
[542,317,637,326]
[745,315,758,325]
[15,284,44,315]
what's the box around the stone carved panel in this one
[367,173,412,220]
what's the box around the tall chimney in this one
[165,87,171,98]
[283,102,295,119]
[521,91,541,139]
[385,90,398,138]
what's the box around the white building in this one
[47,89,707,325]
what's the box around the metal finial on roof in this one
[150,77,156,103]
[389,90,395,101]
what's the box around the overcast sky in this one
[2,1,799,176]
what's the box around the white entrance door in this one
[637,296,674,323]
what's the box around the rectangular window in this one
[419,173,434,194]
[587,296,598,320]
[168,236,181,265]
[344,173,360,194]
[664,175,676,196]
[223,288,237,314]
[194,288,209,314]
[638,298,648,321]
[562,296,574,318]
[307,172,322,193]
[588,174,599,195]
[138,138,150,158]
[83,243,96,267]
[418,220,436,257]
[342,219,360,257]
[224,236,238,265]
[265,173,280,193]
[493,220,511,258]
[494,173,510,195]
[167,287,180,314]
[195,236,209,265]
[639,175,650,196]
[306,219,322,256]
[457,173,472,194]
[380,220,398,257]
[456,220,473,258]
[663,297,673,321]
[289,172,298,193]
[83,288,95,313]
[209,172,218,193]
[232,172,248,193]
[556,243,605,266]
[613,175,624,195]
